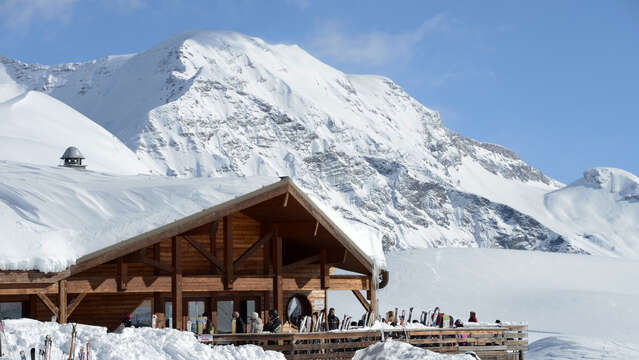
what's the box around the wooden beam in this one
[140,257,175,274]
[282,254,320,272]
[117,257,128,291]
[171,236,183,330]
[369,274,377,325]
[0,271,68,284]
[233,228,274,271]
[58,280,67,324]
[320,249,328,289]
[210,220,219,274]
[67,293,87,318]
[351,290,371,313]
[183,235,224,273]
[273,231,283,318]
[282,193,289,207]
[313,221,319,237]
[36,292,58,319]
[224,216,233,290]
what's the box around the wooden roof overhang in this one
[0,177,383,286]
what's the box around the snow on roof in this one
[0,160,280,272]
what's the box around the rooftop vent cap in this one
[60,146,86,168]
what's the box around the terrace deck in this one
[206,324,528,360]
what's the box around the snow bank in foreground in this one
[0,319,284,360]
[353,340,476,360]
[528,336,639,360]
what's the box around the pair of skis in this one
[339,315,352,330]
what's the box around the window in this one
[131,300,151,327]
[0,302,23,320]
[286,295,311,327]
[187,301,206,333]
[216,301,233,333]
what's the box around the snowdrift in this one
[0,319,285,360]
[352,340,476,360]
[0,161,279,272]
[0,91,152,175]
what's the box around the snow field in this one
[0,319,284,360]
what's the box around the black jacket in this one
[233,316,246,333]
[263,316,282,333]
[327,315,340,330]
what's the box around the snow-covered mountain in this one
[0,30,636,257]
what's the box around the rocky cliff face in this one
[0,31,586,253]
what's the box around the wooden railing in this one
[204,324,528,360]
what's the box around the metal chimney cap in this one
[60,146,85,159]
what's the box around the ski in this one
[394,307,398,325]
[85,341,90,360]
[0,319,5,357]
[44,335,52,360]
[68,324,77,360]
[30,348,35,360]
[400,310,405,326]
[408,307,414,323]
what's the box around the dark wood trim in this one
[233,228,274,271]
[351,290,371,313]
[153,244,161,276]
[282,254,320,272]
[224,216,233,290]
[183,235,224,273]
[282,193,289,207]
[313,221,319,237]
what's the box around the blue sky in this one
[1,0,637,183]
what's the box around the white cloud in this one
[0,0,78,28]
[310,13,446,66]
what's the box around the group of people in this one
[383,309,480,328]
[225,309,282,334]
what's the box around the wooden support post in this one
[224,216,233,290]
[320,249,329,290]
[262,223,272,275]
[272,230,283,319]
[313,221,319,237]
[58,280,67,324]
[282,193,289,207]
[171,236,183,330]
[153,293,164,328]
[117,257,128,291]
[351,290,371,313]
[67,293,87,319]
[369,274,377,324]
[210,220,219,274]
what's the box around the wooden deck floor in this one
[205,324,528,360]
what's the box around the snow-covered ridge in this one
[1,30,637,256]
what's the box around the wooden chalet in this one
[0,177,387,332]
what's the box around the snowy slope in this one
[1,31,636,257]
[0,161,280,272]
[0,31,582,255]
[330,248,639,358]
[331,248,639,343]
[0,319,285,360]
[0,91,154,175]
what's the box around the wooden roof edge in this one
[283,179,378,274]
[64,177,291,278]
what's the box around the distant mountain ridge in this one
[1,30,637,257]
